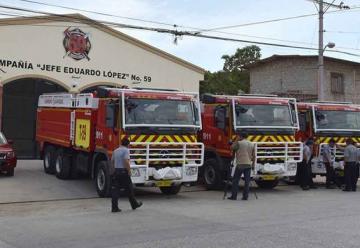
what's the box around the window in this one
[330,73,344,94]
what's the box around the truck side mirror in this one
[105,103,116,128]
[215,107,226,130]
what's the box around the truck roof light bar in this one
[202,93,296,103]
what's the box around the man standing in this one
[342,139,358,192]
[111,138,142,212]
[300,139,315,190]
[322,139,336,189]
[228,131,255,201]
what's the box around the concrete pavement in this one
[0,160,359,248]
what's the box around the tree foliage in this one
[200,45,261,95]
[222,45,261,72]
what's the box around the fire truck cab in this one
[36,88,204,197]
[296,101,360,177]
[200,94,302,189]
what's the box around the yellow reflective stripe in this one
[174,135,183,142]
[145,135,155,142]
[167,136,175,143]
[136,135,145,142]
[182,135,192,143]
[154,135,164,142]
[269,136,278,142]
[277,136,285,142]
[253,136,262,142]
[247,135,255,141]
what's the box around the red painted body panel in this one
[0,141,17,173]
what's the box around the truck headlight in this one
[185,166,198,176]
[131,168,141,177]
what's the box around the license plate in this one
[261,175,275,181]
[156,180,172,187]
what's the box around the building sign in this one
[0,58,152,84]
[63,27,91,61]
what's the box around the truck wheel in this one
[6,168,14,177]
[95,161,111,197]
[203,159,222,190]
[159,185,181,195]
[55,149,71,180]
[255,180,279,189]
[43,146,56,174]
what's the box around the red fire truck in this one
[200,94,302,189]
[296,101,360,178]
[36,88,204,197]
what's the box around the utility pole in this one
[318,0,324,101]
[313,0,349,101]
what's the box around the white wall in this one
[0,20,203,92]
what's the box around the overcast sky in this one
[1,0,360,71]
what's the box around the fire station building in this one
[0,14,205,158]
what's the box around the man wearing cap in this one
[110,138,142,212]
[228,131,255,201]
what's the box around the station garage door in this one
[2,78,66,159]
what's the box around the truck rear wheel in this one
[55,149,72,180]
[255,180,279,189]
[159,185,181,195]
[203,158,222,190]
[43,146,56,174]
[95,161,111,197]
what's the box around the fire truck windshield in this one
[125,98,199,127]
[235,104,293,128]
[315,110,360,130]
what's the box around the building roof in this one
[0,13,205,74]
[246,54,360,69]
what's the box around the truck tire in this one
[95,161,111,197]
[159,185,182,195]
[255,180,279,189]
[203,158,222,190]
[55,149,71,180]
[70,153,79,179]
[43,145,56,174]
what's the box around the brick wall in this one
[249,57,360,103]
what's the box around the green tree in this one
[222,45,261,72]
[200,45,261,95]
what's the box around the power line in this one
[12,0,360,33]
[15,0,182,28]
[0,4,360,58]
[197,4,360,33]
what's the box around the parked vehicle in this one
[199,94,302,189]
[0,132,17,177]
[296,101,360,179]
[36,88,204,197]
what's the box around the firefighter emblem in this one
[63,27,91,61]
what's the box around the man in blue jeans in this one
[228,131,255,201]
